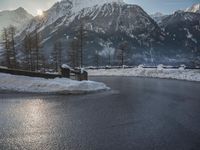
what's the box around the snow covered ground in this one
[87,67,200,82]
[0,73,109,94]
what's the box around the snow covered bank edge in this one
[0,73,110,94]
[88,68,200,82]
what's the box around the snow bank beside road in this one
[0,73,109,94]
[88,68,200,82]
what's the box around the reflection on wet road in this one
[0,77,200,150]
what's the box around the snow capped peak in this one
[61,0,125,12]
[14,7,32,16]
[47,0,125,19]
[185,3,200,13]
[62,0,124,4]
[36,0,125,31]
[15,7,26,12]
[151,12,164,18]
[0,7,33,33]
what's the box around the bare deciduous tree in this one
[69,38,79,69]
[117,41,128,66]
[51,41,62,72]
[32,27,40,71]
[94,50,100,69]
[2,26,17,68]
[23,32,34,71]
[2,28,11,68]
[8,25,17,68]
[76,23,87,68]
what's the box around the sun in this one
[37,9,43,16]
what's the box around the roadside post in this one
[60,66,70,78]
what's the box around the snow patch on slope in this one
[184,28,197,43]
[185,3,200,13]
[71,0,124,12]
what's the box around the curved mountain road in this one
[0,77,200,150]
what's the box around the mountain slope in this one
[150,12,168,24]
[14,0,200,67]
[160,11,200,63]
[18,1,165,65]
[24,0,124,33]
[0,7,33,32]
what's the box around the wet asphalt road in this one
[0,77,200,150]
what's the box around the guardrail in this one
[86,66,200,70]
[0,67,61,79]
[0,66,88,81]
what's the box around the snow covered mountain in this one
[185,3,200,13]
[13,0,200,66]
[151,12,163,18]
[150,12,168,24]
[0,7,33,32]
[159,11,200,63]
[0,7,33,59]
[24,0,124,32]
[18,0,165,65]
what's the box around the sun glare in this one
[37,9,43,16]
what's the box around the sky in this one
[0,0,199,15]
